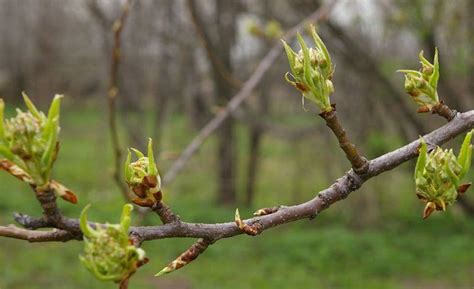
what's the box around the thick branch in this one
[3,111,474,243]
[135,110,474,241]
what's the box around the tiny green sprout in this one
[398,48,440,112]
[125,138,162,207]
[79,204,146,283]
[415,130,473,219]
[0,93,65,189]
[282,24,334,112]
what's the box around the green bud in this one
[0,94,62,186]
[79,204,146,282]
[398,48,440,111]
[415,133,472,219]
[282,25,334,112]
[125,139,162,206]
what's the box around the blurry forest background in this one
[1,0,474,288]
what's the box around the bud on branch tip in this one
[282,24,334,112]
[125,138,162,207]
[398,48,440,112]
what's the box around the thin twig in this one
[0,225,76,242]
[162,2,337,186]
[319,105,369,174]
[108,0,134,200]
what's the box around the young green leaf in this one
[310,25,332,75]
[297,32,315,90]
[147,138,158,176]
[281,40,296,76]
[40,118,59,174]
[21,92,42,120]
[80,204,96,238]
[120,204,133,233]
[415,138,428,179]
[430,48,440,89]
[445,161,460,188]
[131,148,145,159]
[418,50,431,67]
[458,130,473,179]
[47,94,63,124]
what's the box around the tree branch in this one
[319,105,369,174]
[0,225,76,242]
[4,110,474,244]
[107,0,134,201]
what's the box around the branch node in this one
[235,209,264,236]
[431,101,457,121]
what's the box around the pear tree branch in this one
[3,109,474,244]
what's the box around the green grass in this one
[1,103,474,289]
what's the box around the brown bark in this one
[320,106,369,174]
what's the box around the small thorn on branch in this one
[155,238,212,277]
[235,209,263,236]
